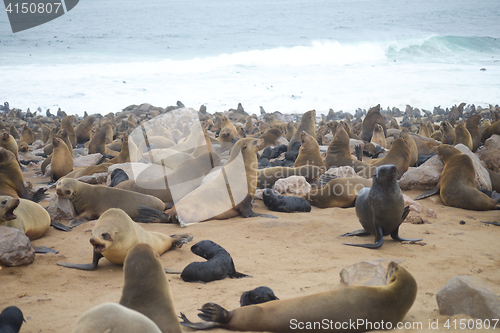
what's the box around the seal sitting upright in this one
[342,164,422,248]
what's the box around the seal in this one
[134,138,277,225]
[465,114,482,151]
[481,120,500,143]
[109,168,129,187]
[363,137,411,179]
[73,303,162,333]
[116,152,221,204]
[288,110,316,150]
[258,128,282,150]
[0,195,51,240]
[57,208,192,270]
[88,123,112,155]
[51,137,74,182]
[240,287,279,307]
[306,177,372,208]
[0,305,25,333]
[454,122,473,151]
[399,130,418,167]
[262,188,311,213]
[0,131,18,161]
[180,261,417,333]
[0,147,30,199]
[181,240,250,283]
[257,165,324,189]
[415,145,500,210]
[55,178,166,227]
[342,164,422,248]
[440,121,456,144]
[120,243,183,333]
[19,123,34,145]
[370,124,386,148]
[293,131,325,168]
[75,116,95,144]
[63,163,112,179]
[218,127,237,152]
[324,126,368,172]
[106,133,131,164]
[360,104,387,142]
[61,115,77,147]
[17,142,28,152]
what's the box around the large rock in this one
[478,134,500,168]
[273,175,311,196]
[0,226,35,267]
[31,140,44,150]
[340,259,403,286]
[76,172,108,185]
[436,276,500,320]
[47,194,76,220]
[398,155,443,190]
[73,153,103,168]
[455,144,492,190]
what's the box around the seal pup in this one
[134,138,277,225]
[306,177,372,208]
[262,189,311,213]
[55,178,166,227]
[342,164,422,248]
[240,287,279,307]
[0,305,25,333]
[415,145,500,210]
[293,131,325,168]
[288,110,316,150]
[0,148,30,199]
[120,243,182,333]
[360,104,387,142]
[109,168,129,187]
[180,262,417,333]
[73,303,161,333]
[181,240,250,283]
[0,196,51,240]
[57,208,192,270]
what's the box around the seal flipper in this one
[198,303,231,324]
[342,225,384,249]
[68,215,90,228]
[31,188,48,203]
[50,219,72,232]
[229,271,252,279]
[390,225,423,243]
[414,186,440,200]
[179,313,222,330]
[340,229,371,237]
[134,206,173,223]
[355,144,363,161]
[57,251,103,270]
[237,195,277,219]
[34,246,58,254]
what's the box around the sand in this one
[1,165,499,333]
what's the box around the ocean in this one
[0,0,499,116]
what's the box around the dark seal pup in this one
[0,306,25,333]
[262,189,311,213]
[181,240,249,283]
[240,287,279,307]
[342,164,422,249]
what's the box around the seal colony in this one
[1,101,499,332]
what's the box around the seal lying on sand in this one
[57,208,192,270]
[342,164,422,248]
[240,287,279,307]
[180,262,417,333]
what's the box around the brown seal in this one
[306,177,372,208]
[370,124,386,148]
[293,131,325,168]
[0,147,30,199]
[465,114,482,151]
[440,121,456,144]
[51,137,74,182]
[57,208,192,270]
[360,104,387,142]
[399,130,418,167]
[0,131,19,161]
[75,116,95,144]
[0,196,51,240]
[288,110,316,150]
[9,125,19,140]
[73,303,162,333]
[325,126,368,172]
[481,120,500,143]
[180,261,417,333]
[285,121,296,141]
[55,178,166,227]
[117,152,221,204]
[107,133,131,164]
[415,145,500,210]
[19,124,34,145]
[218,127,237,151]
[258,128,282,150]
[64,163,112,179]
[363,137,410,179]
[134,138,277,225]
[120,243,182,333]
[61,116,77,147]
[17,142,28,152]
[408,132,440,156]
[89,123,111,155]
[257,165,324,189]
[454,122,473,151]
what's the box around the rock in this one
[31,140,44,150]
[403,194,423,213]
[44,164,52,178]
[340,259,403,286]
[0,226,35,267]
[253,189,264,200]
[47,194,76,220]
[398,155,443,190]
[436,276,500,320]
[72,148,88,158]
[273,176,311,196]
[325,166,357,178]
[426,208,437,218]
[405,211,426,224]
[73,153,103,168]
[18,151,43,162]
[478,134,500,168]
[275,136,289,146]
[454,144,492,190]
[76,172,108,184]
[349,139,364,155]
